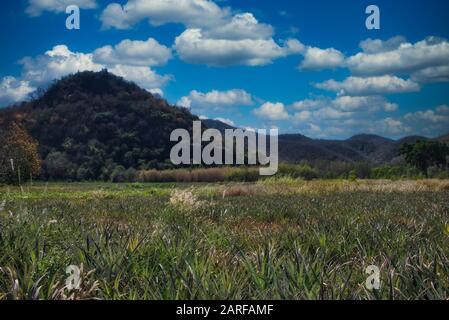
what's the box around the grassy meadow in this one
[0,179,448,300]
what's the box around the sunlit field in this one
[0,179,448,300]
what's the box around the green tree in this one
[399,140,449,175]
[0,122,41,184]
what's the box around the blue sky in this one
[1,0,449,139]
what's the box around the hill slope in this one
[276,134,434,164]
[0,70,198,180]
[1,70,447,180]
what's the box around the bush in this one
[111,166,137,183]
[278,163,318,180]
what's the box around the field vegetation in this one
[1,179,448,300]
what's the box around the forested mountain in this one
[277,134,430,164]
[0,70,447,180]
[0,70,198,180]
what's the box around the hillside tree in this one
[399,140,449,175]
[0,122,41,184]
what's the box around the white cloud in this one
[436,105,449,114]
[203,13,273,40]
[300,47,345,70]
[174,29,303,66]
[313,107,353,120]
[404,109,449,123]
[100,0,229,29]
[177,89,253,110]
[26,0,97,16]
[359,36,407,54]
[108,64,171,91]
[1,44,172,107]
[290,95,399,126]
[293,110,312,121]
[148,88,164,97]
[20,45,103,86]
[214,117,235,126]
[0,77,35,107]
[93,38,172,67]
[315,75,420,96]
[383,102,399,112]
[332,95,395,112]
[177,96,192,109]
[101,1,305,67]
[291,98,329,110]
[307,123,322,134]
[292,95,397,114]
[253,102,289,120]
[374,118,411,135]
[411,65,449,83]
[346,37,449,78]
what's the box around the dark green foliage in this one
[278,163,319,180]
[0,70,198,181]
[399,140,449,174]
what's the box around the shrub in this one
[278,163,318,180]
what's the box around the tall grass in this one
[137,167,260,183]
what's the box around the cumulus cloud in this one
[177,89,253,110]
[26,0,97,16]
[20,45,103,87]
[291,95,398,123]
[174,28,303,66]
[1,44,172,107]
[372,118,412,135]
[0,77,35,107]
[100,0,229,29]
[101,1,305,67]
[383,102,399,112]
[359,36,407,54]
[299,47,345,70]
[346,37,449,78]
[314,107,354,120]
[436,105,449,114]
[315,75,420,96]
[411,65,449,83]
[404,108,449,123]
[290,98,447,138]
[332,95,398,112]
[253,102,289,120]
[203,13,274,40]
[291,98,328,110]
[293,110,312,121]
[214,117,235,126]
[93,38,172,67]
[108,64,171,91]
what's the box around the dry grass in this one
[256,179,449,194]
[137,167,259,183]
[221,184,267,198]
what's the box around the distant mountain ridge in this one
[202,121,445,165]
[0,70,447,181]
